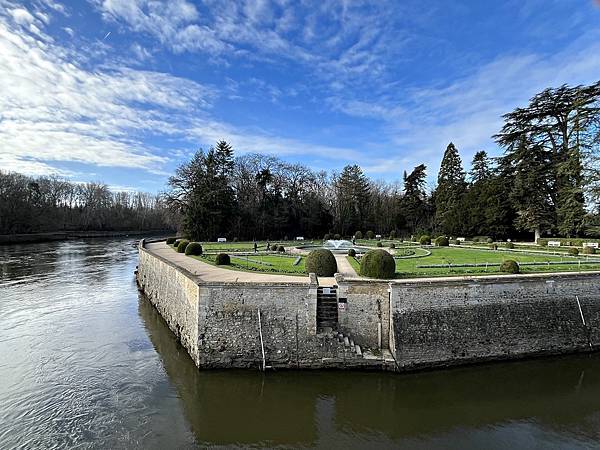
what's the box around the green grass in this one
[193,253,306,275]
[393,247,600,277]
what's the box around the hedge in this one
[215,253,230,265]
[305,249,337,277]
[500,260,519,274]
[166,237,176,245]
[185,242,203,256]
[505,242,514,249]
[359,249,395,279]
[176,239,189,253]
[538,238,600,247]
[278,245,285,252]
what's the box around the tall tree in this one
[434,143,467,235]
[495,81,600,236]
[401,164,431,233]
[333,165,370,235]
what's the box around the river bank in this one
[0,229,173,245]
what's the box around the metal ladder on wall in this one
[317,286,338,332]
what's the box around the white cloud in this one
[0,4,359,178]
[10,8,35,25]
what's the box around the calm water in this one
[2,238,600,449]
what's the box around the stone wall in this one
[137,244,200,365]
[390,275,600,370]
[336,276,390,349]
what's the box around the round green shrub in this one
[360,249,395,279]
[173,239,181,247]
[354,231,363,239]
[176,239,189,253]
[376,241,383,247]
[185,242,203,256]
[334,233,341,240]
[347,248,356,257]
[500,260,519,274]
[389,243,396,249]
[366,230,375,240]
[435,236,449,247]
[419,235,431,245]
[324,233,331,241]
[215,253,230,265]
[568,247,579,256]
[306,249,337,277]
[278,245,285,252]
[166,237,176,245]
[486,237,494,244]
[505,242,514,249]
[583,246,596,255]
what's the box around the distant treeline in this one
[0,171,173,234]
[166,82,600,242]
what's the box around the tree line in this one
[0,171,172,234]
[168,81,600,241]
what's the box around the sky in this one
[1,0,600,193]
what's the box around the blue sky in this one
[1,0,600,193]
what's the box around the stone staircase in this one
[316,286,338,331]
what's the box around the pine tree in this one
[470,151,491,183]
[434,143,467,235]
[333,165,370,235]
[401,164,430,233]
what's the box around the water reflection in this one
[140,291,600,449]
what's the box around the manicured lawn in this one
[195,253,306,275]
[393,247,600,277]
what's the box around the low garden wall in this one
[390,274,600,369]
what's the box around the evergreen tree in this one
[333,165,370,235]
[434,143,467,235]
[556,149,586,236]
[506,137,554,239]
[470,150,491,183]
[401,164,431,233]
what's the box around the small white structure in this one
[584,242,599,248]
[457,237,466,242]
[548,240,561,247]
[375,234,382,239]
[296,236,305,241]
[217,237,227,243]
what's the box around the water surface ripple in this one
[2,238,600,449]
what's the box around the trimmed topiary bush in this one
[389,230,397,240]
[435,236,449,247]
[366,230,375,240]
[306,249,337,277]
[505,242,514,249]
[176,239,189,253]
[334,233,341,240]
[278,245,285,252]
[500,260,519,274]
[419,235,431,245]
[360,249,395,279]
[568,247,579,256]
[324,233,331,241]
[215,253,230,265]
[173,239,181,248]
[583,246,596,255]
[376,241,383,247]
[347,248,356,257]
[166,237,176,245]
[389,243,396,249]
[354,231,363,239]
[486,237,494,244]
[185,242,203,256]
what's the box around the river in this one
[2,238,600,449]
